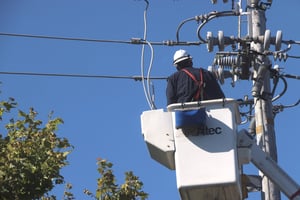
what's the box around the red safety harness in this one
[181,68,204,101]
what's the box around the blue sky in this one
[0,0,300,199]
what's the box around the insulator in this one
[214,55,239,68]
[264,29,271,50]
[274,52,288,62]
[275,30,282,51]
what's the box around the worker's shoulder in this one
[191,67,217,81]
[189,67,211,75]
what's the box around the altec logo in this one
[198,126,222,136]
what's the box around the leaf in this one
[0,103,73,199]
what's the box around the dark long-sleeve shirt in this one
[166,67,225,105]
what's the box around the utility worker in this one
[166,49,225,105]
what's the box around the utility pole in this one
[248,0,281,199]
[141,1,300,199]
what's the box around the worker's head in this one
[173,49,193,70]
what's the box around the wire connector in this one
[131,38,144,44]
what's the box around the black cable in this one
[175,17,198,42]
[196,15,217,43]
[283,73,300,80]
[0,32,132,44]
[273,99,300,115]
[196,10,237,43]
[272,76,287,102]
[0,71,167,81]
[287,55,300,59]
[0,32,201,47]
[271,70,280,99]
[284,99,300,108]
[283,39,300,46]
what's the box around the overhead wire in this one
[0,1,159,110]
[283,39,300,45]
[0,32,133,44]
[1,3,300,111]
[0,1,157,110]
[0,71,167,81]
[0,32,204,47]
[173,3,300,120]
[283,73,300,80]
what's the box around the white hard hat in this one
[173,49,192,65]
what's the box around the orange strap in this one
[181,68,204,101]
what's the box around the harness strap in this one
[290,188,300,200]
[181,68,204,101]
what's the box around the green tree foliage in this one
[0,98,147,200]
[0,98,73,200]
[84,158,148,200]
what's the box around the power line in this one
[0,32,201,46]
[0,32,132,44]
[0,71,167,81]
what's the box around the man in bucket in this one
[166,49,225,136]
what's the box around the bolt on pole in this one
[247,0,281,199]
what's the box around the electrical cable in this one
[276,43,291,54]
[146,19,157,109]
[2,4,299,112]
[175,17,198,42]
[237,99,255,125]
[268,71,300,115]
[286,55,300,59]
[197,14,217,43]
[141,0,149,109]
[283,40,299,45]
[0,32,203,47]
[144,1,156,109]
[279,40,300,59]
[141,0,157,110]
[273,99,300,115]
[145,40,156,109]
[0,71,167,80]
[144,1,156,110]
[271,76,287,102]
[283,73,300,80]
[270,70,280,99]
[284,99,300,108]
[175,10,238,44]
[0,32,132,44]
[196,10,238,43]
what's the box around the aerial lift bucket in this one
[141,109,175,170]
[167,98,242,200]
[141,98,243,200]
